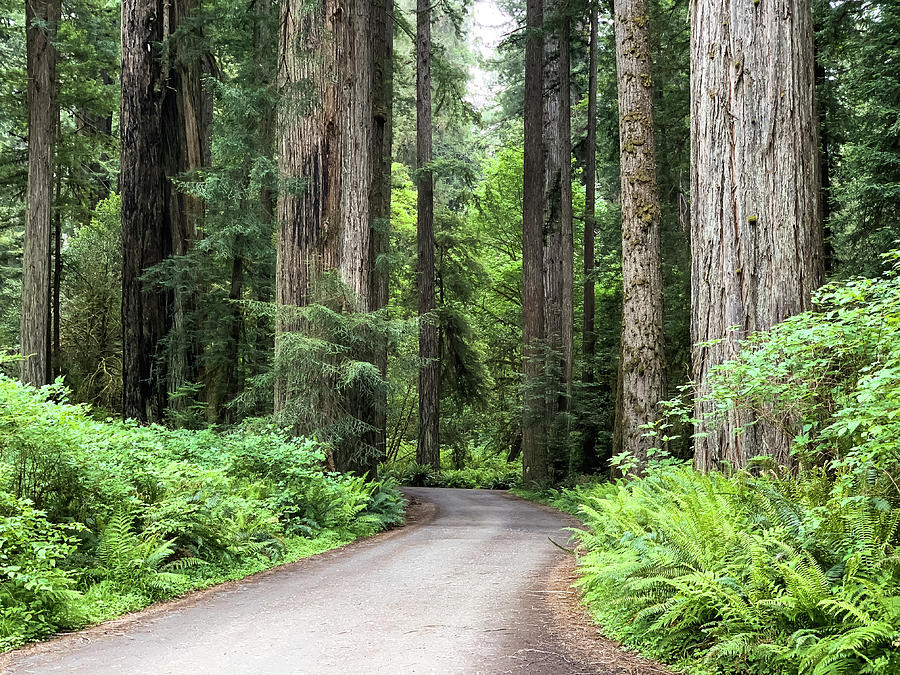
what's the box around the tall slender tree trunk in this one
[338,1,377,475]
[691,0,824,470]
[52,162,61,378]
[580,6,600,472]
[541,0,574,479]
[20,0,60,387]
[613,0,667,469]
[522,0,548,485]
[416,0,440,470]
[121,0,172,421]
[370,0,394,472]
[165,0,211,408]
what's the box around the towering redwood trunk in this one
[121,0,172,421]
[580,6,599,470]
[275,0,376,472]
[166,0,211,406]
[121,0,209,421]
[613,0,667,468]
[416,0,440,470]
[691,0,824,470]
[339,1,377,475]
[542,0,574,477]
[370,0,394,470]
[20,0,60,387]
[275,0,344,416]
[522,0,548,485]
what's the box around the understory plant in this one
[570,464,900,674]
[565,258,900,674]
[0,371,405,651]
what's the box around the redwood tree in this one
[580,5,599,468]
[612,0,667,468]
[120,0,210,421]
[20,0,60,387]
[522,0,547,484]
[416,0,440,470]
[274,0,377,472]
[120,0,172,421]
[542,0,574,477]
[691,0,824,470]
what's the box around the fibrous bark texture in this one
[370,0,394,472]
[121,0,173,422]
[580,7,599,471]
[20,0,60,387]
[274,0,376,472]
[120,0,209,422]
[691,0,824,470]
[522,0,548,485]
[542,0,574,478]
[416,0,440,470]
[613,0,667,468]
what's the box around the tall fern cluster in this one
[567,465,900,674]
[0,372,405,651]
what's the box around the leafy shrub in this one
[567,464,900,675]
[0,477,84,650]
[382,445,521,489]
[696,252,900,476]
[0,374,405,650]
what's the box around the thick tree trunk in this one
[416,0,440,470]
[542,0,574,479]
[580,6,600,472]
[275,0,342,413]
[121,0,209,422]
[522,0,548,485]
[121,0,172,422]
[613,0,667,468]
[275,0,376,473]
[20,0,60,387]
[691,0,824,470]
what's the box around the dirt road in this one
[1,488,667,674]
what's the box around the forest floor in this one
[0,488,669,674]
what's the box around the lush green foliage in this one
[0,372,404,650]
[523,266,900,674]
[566,465,900,675]
[695,253,900,477]
[382,445,521,490]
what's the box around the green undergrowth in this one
[0,372,405,651]
[381,445,521,489]
[533,465,900,675]
[517,264,900,675]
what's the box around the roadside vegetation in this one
[381,446,521,490]
[518,264,900,674]
[0,367,404,651]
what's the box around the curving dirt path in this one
[1,488,668,674]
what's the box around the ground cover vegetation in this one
[0,365,404,649]
[1,0,899,669]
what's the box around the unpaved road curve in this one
[1,488,666,675]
